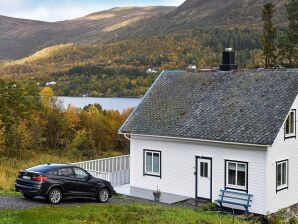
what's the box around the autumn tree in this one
[262,3,277,68]
[0,120,5,154]
[40,87,54,109]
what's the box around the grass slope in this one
[0,203,251,224]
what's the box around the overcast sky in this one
[0,0,185,22]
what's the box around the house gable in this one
[265,94,298,214]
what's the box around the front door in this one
[196,157,212,200]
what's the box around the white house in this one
[119,51,298,215]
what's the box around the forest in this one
[0,80,131,159]
[0,23,296,96]
[0,27,265,96]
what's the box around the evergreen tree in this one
[261,3,277,68]
[286,0,298,66]
[287,0,298,45]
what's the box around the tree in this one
[261,3,277,68]
[40,87,54,109]
[0,120,5,154]
[284,0,298,66]
[287,0,298,45]
[278,32,295,66]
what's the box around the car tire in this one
[47,188,62,204]
[23,194,34,199]
[97,188,109,203]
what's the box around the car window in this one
[48,169,58,175]
[73,168,90,179]
[57,168,73,177]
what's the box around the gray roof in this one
[119,69,298,145]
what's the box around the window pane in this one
[286,117,290,134]
[237,164,246,186]
[282,162,287,185]
[153,153,160,173]
[200,162,208,177]
[204,162,208,177]
[277,164,282,186]
[146,152,152,172]
[228,163,236,185]
[74,168,89,179]
[200,162,204,177]
[290,112,294,134]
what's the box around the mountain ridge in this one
[0,6,174,59]
[0,0,289,60]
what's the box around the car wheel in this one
[47,188,62,204]
[97,188,109,203]
[23,194,34,199]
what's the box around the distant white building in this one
[187,65,197,71]
[46,81,57,86]
[146,68,158,74]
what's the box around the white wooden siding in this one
[130,136,267,214]
[266,95,298,214]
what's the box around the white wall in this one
[130,135,267,214]
[266,95,298,214]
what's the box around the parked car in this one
[15,164,116,204]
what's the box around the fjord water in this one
[58,96,142,111]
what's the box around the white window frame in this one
[144,150,161,177]
[285,110,296,138]
[276,160,288,192]
[225,161,248,191]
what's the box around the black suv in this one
[15,164,116,204]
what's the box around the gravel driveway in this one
[0,195,121,210]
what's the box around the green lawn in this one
[0,203,252,224]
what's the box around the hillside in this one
[0,0,289,60]
[0,28,263,96]
[0,7,174,59]
[113,0,288,39]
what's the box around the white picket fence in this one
[72,155,130,187]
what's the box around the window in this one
[225,161,248,191]
[48,169,58,175]
[144,150,161,177]
[57,168,73,177]
[285,110,296,138]
[73,167,90,179]
[276,160,288,192]
[200,162,208,177]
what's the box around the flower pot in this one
[153,191,161,202]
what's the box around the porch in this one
[72,155,190,204]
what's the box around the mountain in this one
[0,7,174,60]
[112,0,288,39]
[0,0,289,60]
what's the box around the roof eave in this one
[119,132,271,148]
